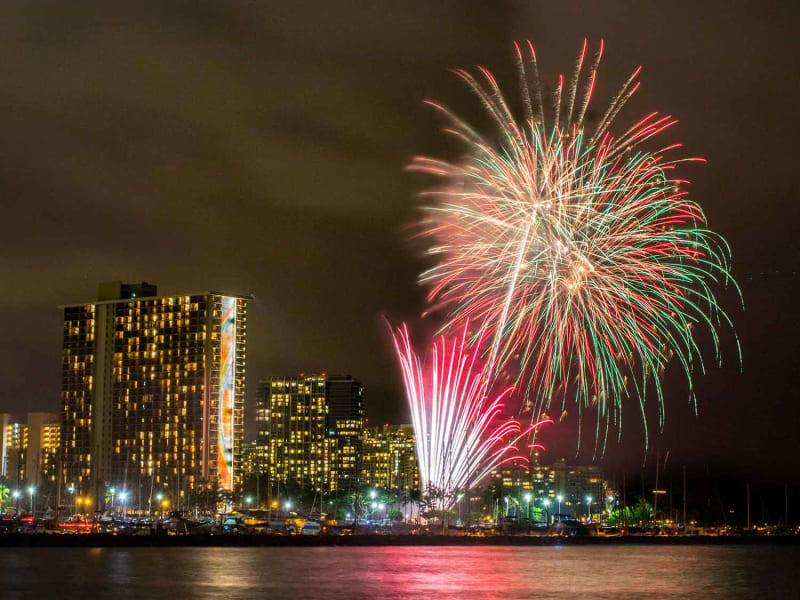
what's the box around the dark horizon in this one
[1,1,798,488]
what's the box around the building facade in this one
[0,414,26,486]
[25,413,60,488]
[0,413,60,491]
[325,376,364,494]
[552,459,607,519]
[257,375,330,496]
[60,281,248,509]
[255,374,365,498]
[361,424,418,493]
[488,456,608,521]
[240,441,260,479]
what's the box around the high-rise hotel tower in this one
[60,281,248,509]
[255,374,364,498]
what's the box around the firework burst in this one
[390,322,552,510]
[410,40,739,448]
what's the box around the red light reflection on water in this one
[4,544,794,600]
[321,546,765,600]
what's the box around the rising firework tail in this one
[409,39,740,452]
[389,321,552,510]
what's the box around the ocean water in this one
[0,545,797,599]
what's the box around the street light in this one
[284,501,292,511]
[586,496,593,523]
[244,496,253,508]
[27,486,35,516]
[369,490,377,500]
[76,496,89,518]
[118,491,128,520]
[543,499,551,524]
[557,495,563,521]
[524,493,532,521]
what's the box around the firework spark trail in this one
[391,322,552,510]
[410,39,740,451]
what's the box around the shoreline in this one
[0,534,798,548]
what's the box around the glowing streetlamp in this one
[586,496,593,523]
[160,498,170,519]
[27,486,35,516]
[283,500,292,512]
[543,498,551,524]
[67,486,76,516]
[118,491,129,520]
[524,493,532,520]
[76,496,90,518]
[557,495,563,520]
[153,493,169,519]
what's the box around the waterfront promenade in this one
[0,533,797,548]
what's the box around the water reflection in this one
[0,545,797,599]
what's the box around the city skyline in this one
[0,2,797,490]
[0,4,797,599]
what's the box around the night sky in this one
[1,2,798,488]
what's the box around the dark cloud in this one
[0,1,798,483]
